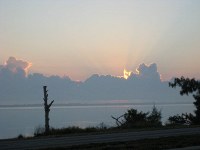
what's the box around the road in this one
[0,127,200,150]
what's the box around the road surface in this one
[0,127,200,150]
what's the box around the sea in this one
[0,101,194,139]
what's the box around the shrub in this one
[166,113,192,126]
[147,105,162,127]
[121,108,149,128]
[17,134,24,139]
[113,105,162,128]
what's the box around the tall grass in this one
[34,122,109,137]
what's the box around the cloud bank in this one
[0,57,32,77]
[0,57,192,104]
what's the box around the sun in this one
[123,69,131,79]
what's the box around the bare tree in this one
[43,86,54,134]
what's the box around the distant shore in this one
[0,101,193,108]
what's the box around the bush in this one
[17,134,24,139]
[122,109,149,128]
[114,105,162,128]
[147,105,162,127]
[166,113,192,126]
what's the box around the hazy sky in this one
[0,0,200,81]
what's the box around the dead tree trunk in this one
[111,114,124,127]
[43,86,54,134]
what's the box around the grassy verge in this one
[33,123,110,137]
[41,134,200,150]
[33,125,200,137]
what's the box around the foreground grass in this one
[41,134,200,150]
[34,125,110,137]
[33,125,200,138]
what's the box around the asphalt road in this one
[1,127,200,150]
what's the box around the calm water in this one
[0,103,194,139]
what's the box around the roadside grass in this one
[40,134,200,150]
[33,124,200,138]
[14,126,200,149]
[34,126,108,137]
[34,123,110,137]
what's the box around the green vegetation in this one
[169,77,200,124]
[120,105,162,128]
[165,113,192,126]
[34,123,110,137]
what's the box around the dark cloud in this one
[0,57,192,104]
[130,63,160,81]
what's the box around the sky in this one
[0,0,200,81]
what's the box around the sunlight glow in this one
[123,69,131,79]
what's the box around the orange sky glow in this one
[0,1,200,81]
